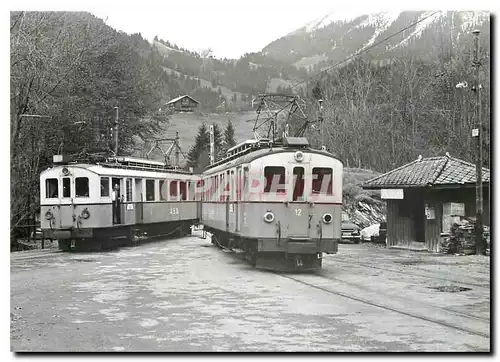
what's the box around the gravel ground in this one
[10,233,490,352]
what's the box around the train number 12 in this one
[295,208,302,216]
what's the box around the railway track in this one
[331,258,490,288]
[209,237,490,339]
[313,271,490,322]
[277,272,490,339]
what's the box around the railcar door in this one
[60,176,74,228]
[287,166,311,239]
[111,177,123,224]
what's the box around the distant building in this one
[363,154,490,252]
[165,95,200,113]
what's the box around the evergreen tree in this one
[223,120,236,151]
[186,123,209,168]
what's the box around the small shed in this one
[363,154,490,252]
[165,95,200,113]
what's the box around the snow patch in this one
[459,11,490,32]
[357,12,401,49]
[305,11,364,32]
[388,11,445,50]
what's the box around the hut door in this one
[413,191,425,243]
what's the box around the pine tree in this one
[223,120,236,151]
[187,123,209,168]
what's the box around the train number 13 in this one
[295,208,302,216]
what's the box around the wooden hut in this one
[362,154,490,252]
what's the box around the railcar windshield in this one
[312,167,333,195]
[62,177,71,198]
[264,166,286,193]
[75,177,89,198]
[46,178,58,198]
[293,167,305,201]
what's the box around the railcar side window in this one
[100,177,110,197]
[46,178,58,198]
[189,181,195,201]
[264,166,286,193]
[146,180,155,201]
[159,180,167,200]
[75,177,89,198]
[170,181,178,198]
[62,178,71,198]
[125,178,132,202]
[179,181,187,201]
[312,167,333,195]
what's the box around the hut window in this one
[46,178,58,198]
[264,166,286,193]
[62,178,71,198]
[75,177,89,198]
[179,181,187,201]
[146,180,155,201]
[312,167,333,195]
[125,178,132,201]
[100,177,110,197]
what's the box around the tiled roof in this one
[363,155,490,189]
[166,95,200,105]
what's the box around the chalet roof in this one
[363,154,490,189]
[165,94,200,105]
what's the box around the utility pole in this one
[114,106,119,155]
[318,99,325,151]
[175,131,180,167]
[209,124,215,165]
[472,29,483,255]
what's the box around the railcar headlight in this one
[294,151,304,162]
[81,208,90,220]
[45,210,53,220]
[322,213,333,224]
[263,212,275,223]
[62,167,70,176]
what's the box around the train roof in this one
[41,162,199,180]
[202,146,339,175]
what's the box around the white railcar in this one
[200,137,343,270]
[40,156,201,251]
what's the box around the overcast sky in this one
[9,0,497,59]
[91,2,343,59]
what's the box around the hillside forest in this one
[10,11,490,244]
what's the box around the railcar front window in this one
[293,167,305,201]
[75,177,89,198]
[46,178,58,198]
[62,178,71,198]
[264,166,286,193]
[100,177,110,197]
[312,167,333,195]
[146,180,155,201]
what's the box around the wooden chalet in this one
[363,154,490,252]
[165,95,200,113]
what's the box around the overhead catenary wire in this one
[290,11,442,90]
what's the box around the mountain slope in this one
[262,11,490,70]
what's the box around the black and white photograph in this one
[7,0,492,354]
